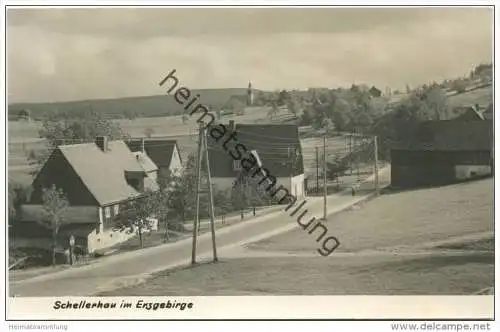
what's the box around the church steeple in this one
[247,81,253,106]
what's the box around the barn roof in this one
[207,123,304,178]
[453,105,485,121]
[483,102,493,120]
[391,120,493,151]
[126,138,179,168]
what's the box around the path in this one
[10,168,390,296]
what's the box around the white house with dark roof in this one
[16,136,160,254]
[126,138,183,178]
[206,121,305,199]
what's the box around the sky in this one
[7,7,493,104]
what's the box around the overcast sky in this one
[7,7,493,104]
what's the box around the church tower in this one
[247,81,254,106]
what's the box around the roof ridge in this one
[58,140,142,205]
[57,146,103,206]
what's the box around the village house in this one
[17,109,32,122]
[132,150,161,190]
[207,121,306,199]
[126,138,183,178]
[390,120,493,188]
[15,136,159,254]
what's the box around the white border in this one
[6,296,495,320]
[1,1,497,328]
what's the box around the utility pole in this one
[288,147,293,193]
[290,147,297,196]
[246,176,252,216]
[349,134,353,175]
[355,135,360,180]
[191,124,203,265]
[203,128,218,262]
[374,135,380,196]
[315,146,319,193]
[192,124,219,264]
[323,135,327,220]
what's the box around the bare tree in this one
[267,101,279,120]
[121,193,155,248]
[41,184,69,266]
[149,189,170,242]
[144,127,155,138]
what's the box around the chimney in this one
[95,136,108,152]
[141,138,145,153]
[229,120,235,132]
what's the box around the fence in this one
[303,133,384,196]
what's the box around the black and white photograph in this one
[3,2,496,322]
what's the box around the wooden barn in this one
[390,120,493,189]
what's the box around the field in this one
[101,178,494,295]
[248,177,493,253]
[8,106,349,185]
[447,86,493,110]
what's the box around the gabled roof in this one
[57,141,144,205]
[454,105,485,121]
[207,123,304,178]
[391,120,493,151]
[126,138,179,168]
[132,151,158,173]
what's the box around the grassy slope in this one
[101,253,493,295]
[446,86,493,110]
[251,178,493,253]
[101,178,493,296]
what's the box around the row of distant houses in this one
[207,121,305,197]
[12,101,494,255]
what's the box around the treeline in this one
[371,84,449,160]
[8,88,249,122]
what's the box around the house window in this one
[127,178,140,190]
[113,204,120,215]
[233,160,242,171]
[105,206,111,219]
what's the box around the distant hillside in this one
[446,84,493,110]
[8,88,252,121]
